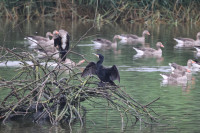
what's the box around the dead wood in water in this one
[0,46,159,129]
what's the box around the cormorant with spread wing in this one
[81,54,120,86]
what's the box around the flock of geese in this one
[91,30,200,86]
[25,29,200,87]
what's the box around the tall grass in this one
[1,0,200,23]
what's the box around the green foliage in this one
[1,0,200,23]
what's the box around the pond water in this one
[1,19,200,132]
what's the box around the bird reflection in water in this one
[160,76,196,94]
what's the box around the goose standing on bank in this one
[81,54,120,87]
[174,32,200,47]
[118,30,150,44]
[92,35,120,49]
[25,32,53,47]
[54,29,70,61]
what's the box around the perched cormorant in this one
[81,54,120,86]
[54,29,70,61]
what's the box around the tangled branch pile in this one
[0,46,159,127]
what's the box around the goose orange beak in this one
[147,32,150,35]
[55,30,59,34]
[191,60,196,63]
[77,59,85,66]
[161,44,164,48]
[187,69,191,73]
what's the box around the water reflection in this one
[160,76,196,94]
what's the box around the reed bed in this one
[1,0,200,23]
[0,46,159,129]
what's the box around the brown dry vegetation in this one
[1,0,200,24]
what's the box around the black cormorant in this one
[54,29,70,61]
[81,54,120,86]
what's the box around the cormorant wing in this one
[54,36,62,47]
[109,65,120,82]
[81,62,97,77]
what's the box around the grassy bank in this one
[1,0,200,23]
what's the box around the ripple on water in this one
[120,66,171,72]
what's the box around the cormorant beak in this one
[92,53,99,58]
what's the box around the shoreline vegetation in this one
[1,0,200,24]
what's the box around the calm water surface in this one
[1,19,200,132]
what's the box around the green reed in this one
[1,0,200,24]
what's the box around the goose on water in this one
[118,30,150,44]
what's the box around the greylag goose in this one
[25,32,53,47]
[191,59,200,70]
[169,60,194,80]
[160,71,189,83]
[36,48,85,66]
[169,59,195,73]
[133,42,164,56]
[174,32,200,47]
[34,30,60,59]
[92,35,120,49]
[54,29,70,61]
[118,30,150,44]
[35,30,59,50]
[35,48,59,59]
